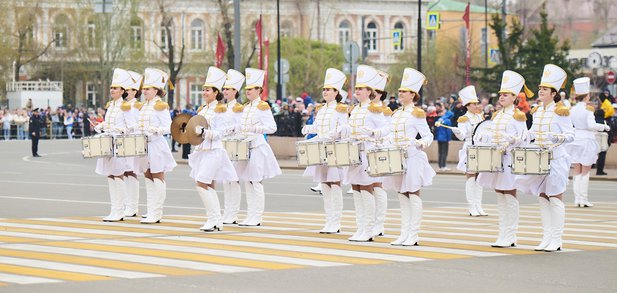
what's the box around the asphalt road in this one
[0,139,616,292]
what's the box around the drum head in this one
[171,113,192,144]
[186,115,209,146]
[472,119,493,146]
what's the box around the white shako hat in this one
[398,67,426,94]
[142,68,170,90]
[572,77,590,96]
[223,69,245,91]
[203,66,227,91]
[498,70,525,95]
[126,70,143,90]
[458,85,479,106]
[539,64,567,90]
[111,68,131,89]
[245,68,265,89]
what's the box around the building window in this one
[281,20,293,37]
[393,21,404,52]
[161,19,174,51]
[190,83,202,106]
[190,19,204,50]
[130,18,143,49]
[366,21,377,52]
[86,82,97,107]
[53,14,70,49]
[87,20,96,49]
[338,20,351,46]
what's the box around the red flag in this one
[261,39,269,100]
[215,32,225,67]
[256,15,263,69]
[462,2,470,28]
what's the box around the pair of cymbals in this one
[171,114,209,145]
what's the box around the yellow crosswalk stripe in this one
[39,241,303,270]
[0,264,109,282]
[0,226,118,239]
[0,236,41,244]
[1,219,171,235]
[0,248,206,276]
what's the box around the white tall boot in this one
[319,183,333,233]
[491,194,507,247]
[579,173,593,207]
[474,180,488,216]
[239,181,255,226]
[142,179,165,224]
[391,193,410,245]
[243,182,264,226]
[103,178,124,222]
[402,194,422,246]
[373,187,388,236]
[124,175,139,217]
[328,184,343,233]
[465,178,480,216]
[222,181,242,224]
[348,190,365,241]
[140,179,154,219]
[572,174,581,207]
[534,197,553,251]
[197,187,223,232]
[501,194,519,247]
[545,197,565,252]
[355,190,375,242]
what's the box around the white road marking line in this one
[0,231,81,241]
[0,272,62,285]
[0,222,158,237]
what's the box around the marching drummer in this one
[301,68,349,234]
[122,70,143,218]
[450,85,488,217]
[233,68,281,226]
[341,65,389,242]
[383,67,435,246]
[221,69,246,225]
[475,70,529,248]
[516,64,575,252]
[565,77,610,208]
[93,68,132,222]
[188,66,238,232]
[369,70,390,237]
[135,68,177,224]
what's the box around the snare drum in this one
[511,147,551,175]
[81,136,114,158]
[296,140,326,167]
[366,147,407,177]
[222,138,252,161]
[466,146,503,173]
[115,135,148,157]
[323,140,363,167]
[596,132,609,152]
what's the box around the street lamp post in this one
[233,0,241,71]
[276,0,282,100]
[417,0,423,99]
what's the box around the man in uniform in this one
[29,108,42,157]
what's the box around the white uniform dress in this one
[515,102,575,196]
[234,99,281,181]
[343,102,388,186]
[221,99,245,224]
[121,97,141,217]
[123,98,140,172]
[477,105,527,190]
[188,101,238,184]
[303,101,349,183]
[134,97,177,174]
[383,106,436,193]
[95,99,129,176]
[564,102,606,166]
[455,112,484,172]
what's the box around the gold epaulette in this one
[197,105,204,113]
[154,101,169,111]
[104,100,112,109]
[412,107,426,118]
[513,108,527,121]
[349,104,356,113]
[232,103,244,113]
[382,106,393,116]
[257,101,270,111]
[336,103,349,114]
[491,111,499,120]
[586,105,595,112]
[530,106,539,115]
[214,103,227,113]
[133,101,143,110]
[368,102,382,113]
[457,116,469,123]
[121,102,131,111]
[315,103,324,113]
[555,102,570,116]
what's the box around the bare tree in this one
[215,0,235,68]
[155,0,185,108]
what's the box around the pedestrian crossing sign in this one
[488,48,500,65]
[427,12,440,30]
[392,29,402,46]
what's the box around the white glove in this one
[451,127,462,135]
[547,133,564,144]
[339,125,351,139]
[414,139,428,150]
[301,125,315,135]
[521,131,536,143]
[473,131,490,143]
[202,129,213,139]
[94,123,104,133]
[325,129,339,140]
[114,127,126,134]
[604,124,611,132]
[505,134,519,145]
[148,126,162,135]
[195,126,204,136]
[244,125,258,133]
[359,126,374,136]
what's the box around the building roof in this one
[593,25,617,48]
[428,0,500,14]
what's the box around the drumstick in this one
[435,121,456,130]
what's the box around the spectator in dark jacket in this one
[435,110,454,171]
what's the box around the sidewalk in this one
[172,150,617,181]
